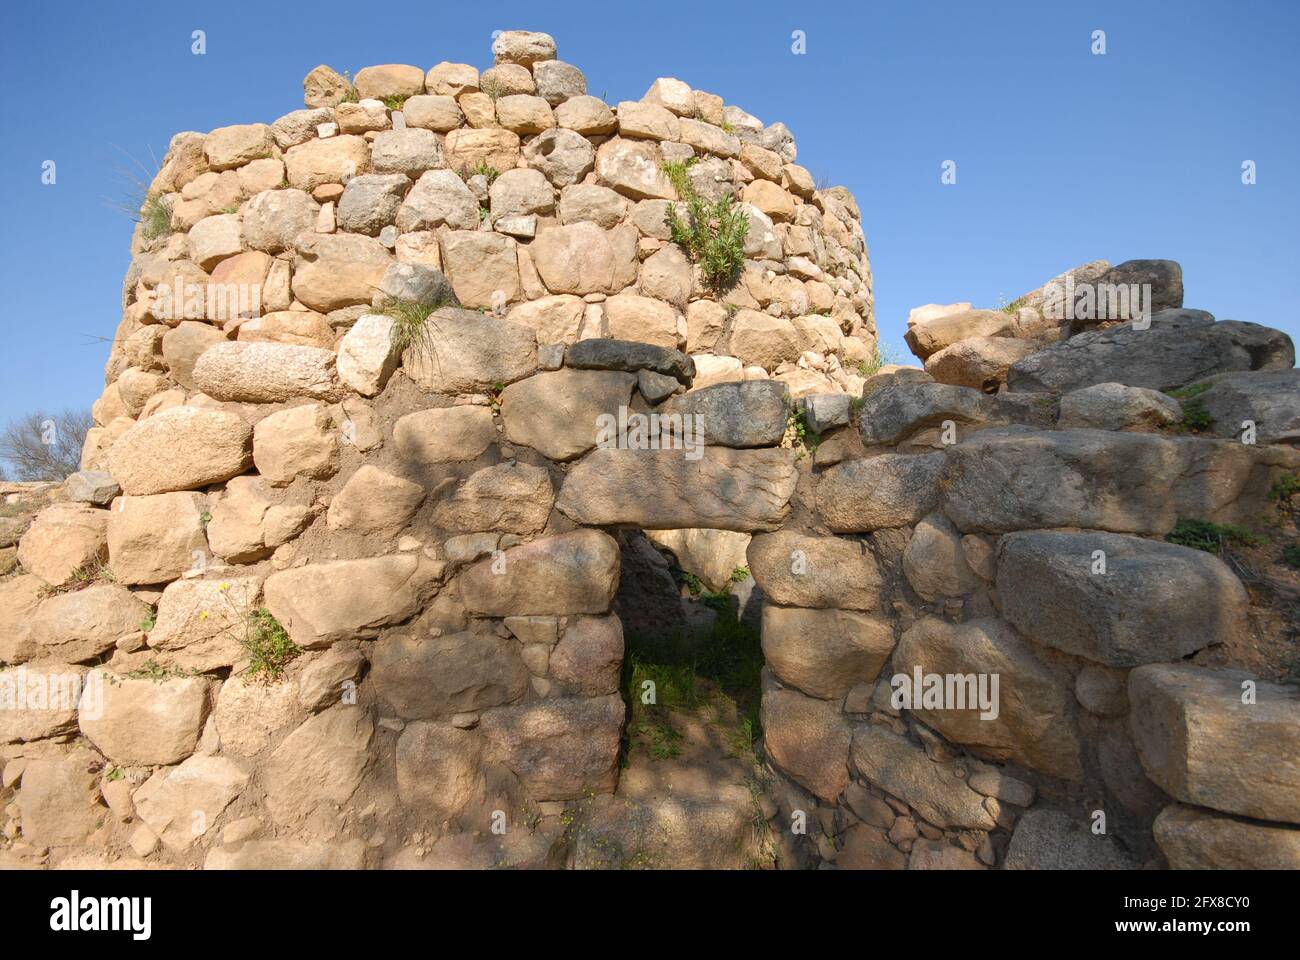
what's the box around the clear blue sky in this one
[1,0,1296,429]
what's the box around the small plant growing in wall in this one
[1167,382,1215,434]
[243,607,301,681]
[661,158,749,293]
[384,294,453,362]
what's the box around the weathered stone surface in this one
[370,128,444,178]
[997,531,1247,666]
[556,448,798,533]
[1008,310,1294,393]
[0,661,86,743]
[373,631,527,719]
[550,615,624,696]
[762,685,851,801]
[0,575,43,664]
[833,823,908,870]
[761,606,894,700]
[905,309,1015,360]
[460,529,620,616]
[291,232,394,313]
[660,381,789,448]
[1196,368,1300,444]
[63,471,122,506]
[262,707,373,825]
[296,645,366,714]
[1057,381,1181,431]
[1129,663,1300,822]
[403,308,537,394]
[1004,808,1136,869]
[393,406,497,466]
[252,402,339,485]
[108,407,252,495]
[893,617,1084,781]
[850,725,996,829]
[395,721,484,818]
[924,336,1042,393]
[147,575,264,672]
[907,839,986,870]
[858,381,998,446]
[336,173,409,235]
[478,694,625,800]
[724,310,802,369]
[336,313,399,396]
[506,294,587,344]
[817,453,946,532]
[188,214,243,269]
[941,427,1297,534]
[530,221,636,295]
[302,64,351,108]
[354,63,425,100]
[595,138,674,200]
[15,504,108,586]
[499,369,636,460]
[327,464,425,538]
[206,837,366,869]
[79,668,210,765]
[1153,804,1300,870]
[902,512,980,600]
[264,555,439,648]
[522,127,594,187]
[431,462,553,535]
[162,322,228,389]
[193,341,342,403]
[107,491,208,585]
[555,95,617,136]
[601,292,681,349]
[565,338,695,383]
[443,127,522,174]
[212,674,304,756]
[16,750,102,847]
[748,531,882,610]
[242,188,320,253]
[28,585,150,662]
[395,169,478,232]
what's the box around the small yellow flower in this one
[199,611,209,620]
[218,582,230,592]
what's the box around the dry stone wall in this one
[2,29,1299,871]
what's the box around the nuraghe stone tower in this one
[1,30,1298,871]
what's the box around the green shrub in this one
[661,158,748,293]
[1166,517,1265,554]
[1282,544,1300,569]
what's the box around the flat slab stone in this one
[459,529,620,616]
[1007,309,1294,394]
[565,338,695,384]
[1129,663,1300,823]
[996,531,1247,667]
[660,380,789,448]
[556,447,797,532]
[849,724,996,829]
[941,426,1300,535]
[1153,803,1300,869]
